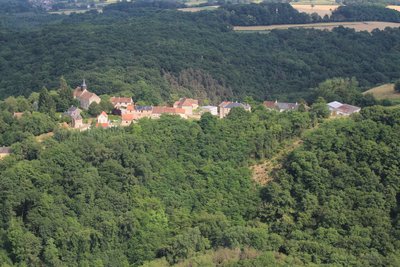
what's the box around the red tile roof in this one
[336,104,361,114]
[96,123,109,128]
[263,101,277,109]
[126,104,134,111]
[110,97,133,105]
[80,91,98,101]
[219,101,232,108]
[174,98,199,107]
[121,113,136,121]
[153,106,185,114]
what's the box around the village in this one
[64,80,362,131]
[0,79,362,159]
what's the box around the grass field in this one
[292,0,337,4]
[234,21,400,32]
[387,5,400,12]
[363,83,400,100]
[178,6,219,12]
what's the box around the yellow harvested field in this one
[291,4,339,17]
[387,5,400,12]
[234,21,400,32]
[363,84,400,100]
[178,5,219,12]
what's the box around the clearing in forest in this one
[234,21,400,32]
[251,139,302,186]
[291,4,339,17]
[363,83,400,100]
[178,5,219,12]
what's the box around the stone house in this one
[173,98,199,115]
[73,80,101,110]
[64,106,83,129]
[219,101,251,118]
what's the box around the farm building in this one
[327,101,361,116]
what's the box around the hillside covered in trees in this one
[1,3,400,103]
[0,104,399,266]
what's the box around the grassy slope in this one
[363,83,400,100]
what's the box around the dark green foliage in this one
[261,106,400,265]
[56,76,73,111]
[332,4,400,22]
[38,87,55,113]
[0,109,312,265]
[1,6,400,102]
[310,97,330,119]
[219,3,317,26]
[395,80,400,92]
[88,102,101,117]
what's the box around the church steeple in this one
[81,79,87,90]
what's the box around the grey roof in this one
[135,106,153,111]
[225,102,249,109]
[73,114,83,120]
[328,101,343,109]
[67,106,79,113]
[64,106,82,119]
[276,102,298,111]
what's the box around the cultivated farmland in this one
[291,4,339,17]
[234,21,400,32]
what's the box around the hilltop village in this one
[65,80,361,131]
[0,78,363,158]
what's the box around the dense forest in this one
[0,102,399,266]
[1,1,400,266]
[1,3,400,103]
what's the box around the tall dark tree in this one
[57,76,73,111]
[395,80,400,93]
[38,87,55,113]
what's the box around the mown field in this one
[178,5,219,12]
[291,4,339,16]
[363,83,400,100]
[234,21,400,32]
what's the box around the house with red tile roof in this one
[173,98,199,115]
[152,106,187,119]
[73,80,101,110]
[121,113,138,126]
[110,96,133,109]
[96,111,109,128]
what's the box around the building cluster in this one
[110,98,252,126]
[63,81,361,131]
[263,100,361,116]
